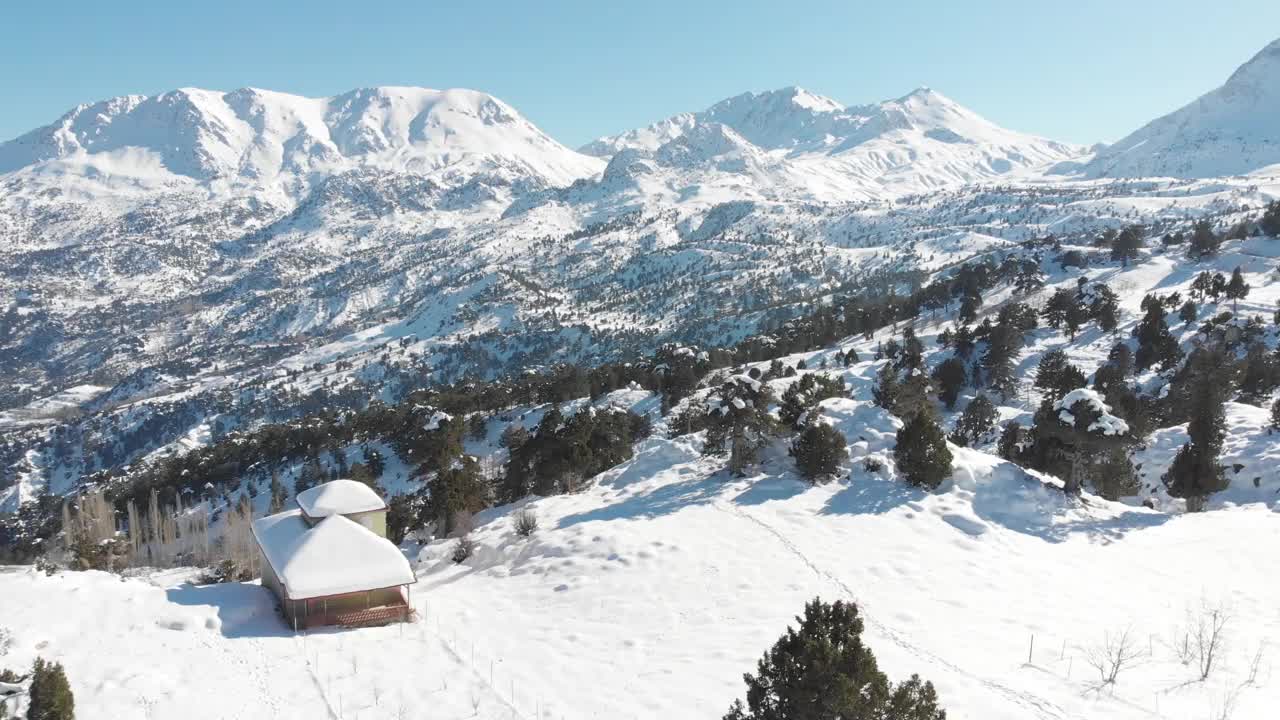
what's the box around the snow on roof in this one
[252,510,415,599]
[295,479,386,518]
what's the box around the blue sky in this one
[3,1,1279,148]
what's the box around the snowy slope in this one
[1079,39,1280,179]
[3,404,1277,720]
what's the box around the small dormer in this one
[295,479,388,538]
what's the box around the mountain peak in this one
[0,86,603,189]
[1081,36,1280,179]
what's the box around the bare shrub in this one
[1245,641,1267,685]
[513,508,538,538]
[1191,600,1231,681]
[1085,627,1143,686]
[451,535,476,564]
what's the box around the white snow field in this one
[3,401,1280,719]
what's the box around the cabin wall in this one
[343,509,388,538]
[258,545,284,601]
[290,587,406,628]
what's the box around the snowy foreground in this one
[3,430,1279,719]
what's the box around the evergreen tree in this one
[894,413,953,489]
[1034,349,1086,404]
[723,598,945,720]
[896,327,925,372]
[1188,220,1220,258]
[958,293,981,325]
[1271,396,1280,430]
[931,357,967,410]
[779,374,846,429]
[871,362,900,412]
[1110,225,1143,266]
[790,421,847,483]
[1163,347,1231,512]
[1236,343,1276,404]
[1088,285,1121,334]
[1037,389,1131,496]
[949,394,997,447]
[980,321,1021,400]
[428,457,489,535]
[28,657,75,720]
[997,421,1025,462]
[1261,199,1280,238]
[1225,267,1250,313]
[703,376,777,477]
[1041,288,1076,331]
[1179,299,1198,326]
[895,370,935,421]
[1190,271,1214,301]
[951,325,975,359]
[1094,448,1139,501]
[1134,295,1182,371]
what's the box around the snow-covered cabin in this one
[251,480,416,629]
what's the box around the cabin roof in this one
[295,479,386,518]
[251,509,414,599]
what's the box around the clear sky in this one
[4,1,1279,148]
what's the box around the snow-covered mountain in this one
[582,86,1084,197]
[0,86,603,195]
[5,39,1280,511]
[1078,38,1280,179]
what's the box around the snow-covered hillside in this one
[1077,39,1280,179]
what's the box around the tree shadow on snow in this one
[165,581,298,639]
[732,476,808,506]
[819,474,924,516]
[964,468,1174,544]
[557,475,725,528]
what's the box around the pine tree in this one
[980,321,1021,400]
[1236,343,1276,404]
[1225,267,1250,313]
[1089,285,1121,334]
[894,413,953,489]
[1163,347,1231,512]
[1271,396,1280,430]
[949,394,997,447]
[1034,350,1086,404]
[790,421,847,483]
[1179,299,1198,326]
[1134,296,1182,371]
[27,657,75,720]
[871,362,900,412]
[1038,390,1131,496]
[1041,288,1076,331]
[1260,200,1280,238]
[1188,220,1220,258]
[723,598,945,720]
[958,293,981,324]
[896,327,925,372]
[1094,448,1139,501]
[931,358,967,410]
[779,374,845,429]
[703,376,777,477]
[1110,225,1143,266]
